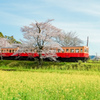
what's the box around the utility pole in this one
[87,36,89,46]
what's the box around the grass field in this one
[0,70,100,100]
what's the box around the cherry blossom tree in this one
[19,19,64,66]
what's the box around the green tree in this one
[0,32,4,38]
[0,32,21,44]
[4,35,21,44]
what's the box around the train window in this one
[66,49,69,52]
[30,49,33,52]
[70,49,74,53]
[26,49,28,52]
[84,48,87,52]
[87,48,88,53]
[75,49,79,53]
[62,49,65,53]
[54,50,56,52]
[9,50,11,53]
[12,50,14,53]
[81,49,83,52]
[58,49,61,52]
[1,50,3,53]
[4,50,6,53]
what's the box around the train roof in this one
[61,46,88,47]
[1,47,18,49]
[1,46,88,49]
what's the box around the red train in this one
[0,46,89,61]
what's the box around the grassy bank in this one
[0,60,100,71]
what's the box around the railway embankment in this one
[0,60,100,72]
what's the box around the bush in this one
[78,60,82,65]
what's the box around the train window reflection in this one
[58,49,61,52]
[87,48,88,53]
[75,49,79,53]
[81,49,83,52]
[9,50,11,53]
[1,50,3,53]
[85,48,87,52]
[66,49,69,52]
[70,49,74,53]
[12,50,14,53]
[62,49,65,53]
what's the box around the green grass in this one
[0,60,100,99]
[1,60,100,71]
[0,70,100,100]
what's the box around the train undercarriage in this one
[1,56,89,62]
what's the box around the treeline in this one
[0,32,21,44]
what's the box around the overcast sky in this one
[0,0,100,55]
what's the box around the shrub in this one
[78,60,82,65]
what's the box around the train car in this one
[0,47,19,59]
[0,46,89,61]
[0,47,38,60]
[56,46,89,61]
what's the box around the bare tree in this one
[55,32,83,47]
[18,19,64,66]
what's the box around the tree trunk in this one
[37,49,43,68]
[0,53,3,60]
[38,57,42,67]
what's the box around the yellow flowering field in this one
[0,71,100,100]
